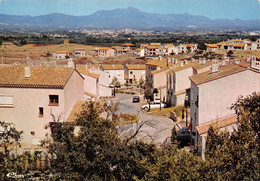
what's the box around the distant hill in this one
[0,7,259,30]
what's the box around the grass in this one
[148,105,189,117]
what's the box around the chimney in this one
[158,56,162,61]
[202,58,206,65]
[68,58,74,68]
[25,56,30,65]
[24,67,31,78]
[235,59,240,64]
[174,59,178,64]
[211,60,219,73]
[171,57,174,64]
[246,55,251,62]
[89,68,92,74]
[199,58,203,64]
[222,59,226,66]
[180,61,184,67]
[112,64,115,67]
[184,59,188,65]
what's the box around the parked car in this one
[115,83,121,88]
[140,102,167,110]
[109,83,114,88]
[177,127,191,147]
[132,96,140,103]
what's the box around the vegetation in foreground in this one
[0,92,259,180]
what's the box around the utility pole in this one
[160,85,162,110]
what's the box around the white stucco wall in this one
[105,69,125,84]
[198,69,259,125]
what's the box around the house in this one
[151,67,169,102]
[1,42,16,48]
[77,65,100,100]
[134,48,145,57]
[189,60,260,158]
[77,65,112,99]
[166,59,212,107]
[112,46,128,56]
[73,48,86,57]
[252,39,260,50]
[53,51,69,60]
[125,64,146,85]
[177,44,187,54]
[147,46,160,56]
[0,65,84,149]
[100,64,125,84]
[185,44,197,53]
[97,48,115,58]
[145,57,168,80]
[205,44,218,52]
[122,43,136,51]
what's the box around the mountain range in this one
[0,7,259,30]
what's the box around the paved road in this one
[113,93,176,145]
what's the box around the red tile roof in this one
[0,66,77,89]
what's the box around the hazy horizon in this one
[0,0,259,20]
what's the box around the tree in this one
[0,121,23,161]
[204,92,260,180]
[197,42,207,50]
[0,121,23,176]
[111,76,120,96]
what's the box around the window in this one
[130,71,133,75]
[49,95,59,106]
[0,95,13,107]
[31,131,35,136]
[39,107,43,117]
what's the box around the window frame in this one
[49,95,59,106]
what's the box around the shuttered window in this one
[0,95,13,107]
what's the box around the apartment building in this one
[189,59,260,158]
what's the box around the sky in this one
[0,0,259,20]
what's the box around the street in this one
[113,93,176,145]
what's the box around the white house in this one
[100,64,125,84]
[0,65,84,149]
[189,60,260,158]
[125,64,146,85]
[53,51,69,60]
[73,48,86,57]
[166,59,211,107]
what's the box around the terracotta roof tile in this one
[206,44,217,48]
[0,66,75,89]
[126,64,145,70]
[196,115,238,135]
[77,65,100,79]
[102,64,124,70]
[190,63,248,86]
[151,67,169,75]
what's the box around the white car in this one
[140,102,167,110]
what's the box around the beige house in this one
[100,64,125,84]
[125,64,146,85]
[1,42,16,48]
[0,65,84,149]
[205,44,218,52]
[53,51,69,60]
[73,48,86,57]
[77,65,112,99]
[166,60,212,107]
[97,48,115,58]
[189,61,260,158]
